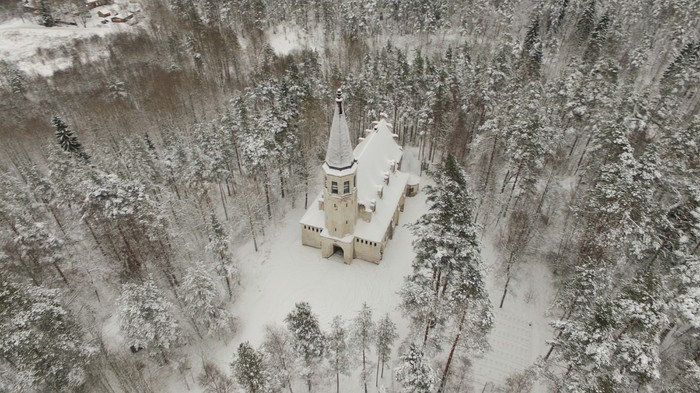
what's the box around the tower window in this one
[331,181,338,194]
[343,181,350,194]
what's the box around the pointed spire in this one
[325,89,356,170]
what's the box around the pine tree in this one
[39,0,54,27]
[0,60,26,95]
[395,343,436,393]
[118,277,182,363]
[400,154,484,346]
[261,325,297,393]
[181,264,233,338]
[375,314,398,383]
[206,214,238,299]
[549,271,666,391]
[522,16,543,76]
[285,302,325,392]
[576,0,596,42]
[12,221,69,285]
[232,342,271,393]
[351,303,375,393]
[52,115,89,161]
[0,276,95,392]
[326,316,350,393]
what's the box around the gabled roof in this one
[324,90,355,171]
[352,119,408,241]
[353,119,404,207]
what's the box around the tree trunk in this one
[279,168,286,198]
[362,346,368,393]
[499,272,511,309]
[376,352,380,387]
[264,178,272,219]
[84,218,108,260]
[483,136,498,192]
[47,206,67,237]
[224,274,233,299]
[536,171,554,214]
[117,225,141,273]
[218,182,229,220]
[336,360,340,393]
[437,310,467,393]
[381,354,385,377]
[53,261,69,285]
[243,198,258,252]
[574,135,592,174]
[423,317,431,346]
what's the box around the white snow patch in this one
[0,5,144,77]
[266,24,325,55]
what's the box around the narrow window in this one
[344,181,350,194]
[331,181,338,194]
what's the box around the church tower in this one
[322,89,358,238]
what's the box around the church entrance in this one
[321,238,353,264]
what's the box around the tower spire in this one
[325,89,356,170]
[336,88,343,114]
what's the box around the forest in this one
[0,0,698,392]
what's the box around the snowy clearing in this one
[152,152,553,392]
[0,4,143,77]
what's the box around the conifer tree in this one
[351,303,375,393]
[206,214,238,299]
[39,0,54,27]
[285,302,324,392]
[52,115,88,161]
[262,325,297,393]
[375,314,398,383]
[0,276,95,392]
[326,316,350,393]
[395,343,436,393]
[118,277,182,363]
[232,342,271,393]
[576,0,596,42]
[181,264,233,338]
[522,16,543,76]
[400,154,485,346]
[12,221,69,285]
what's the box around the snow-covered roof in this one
[300,117,409,243]
[324,90,356,171]
[353,119,408,241]
[353,119,404,207]
[300,192,324,228]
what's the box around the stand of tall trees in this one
[0,0,698,391]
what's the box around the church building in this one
[300,89,419,264]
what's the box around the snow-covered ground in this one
[153,148,553,392]
[0,3,144,77]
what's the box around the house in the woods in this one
[300,90,418,264]
[111,12,134,23]
[85,0,110,9]
[97,10,111,17]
